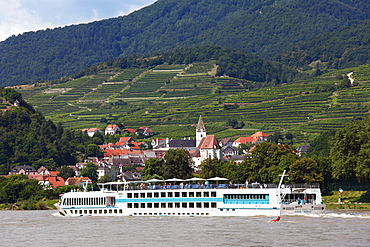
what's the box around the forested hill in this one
[277,20,370,70]
[2,0,370,86]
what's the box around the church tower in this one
[196,115,206,147]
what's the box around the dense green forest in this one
[0,88,105,174]
[278,20,370,70]
[2,0,370,86]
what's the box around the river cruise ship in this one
[55,174,325,217]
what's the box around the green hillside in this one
[2,0,370,86]
[19,59,370,144]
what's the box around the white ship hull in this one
[55,183,325,217]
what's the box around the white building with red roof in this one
[105,124,120,135]
[233,132,269,147]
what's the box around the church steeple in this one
[196,115,206,147]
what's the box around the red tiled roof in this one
[66,177,92,185]
[124,128,135,133]
[46,176,65,188]
[250,131,268,138]
[119,137,133,143]
[49,171,60,176]
[198,135,220,149]
[103,149,144,157]
[137,127,153,133]
[234,136,254,144]
[105,124,120,130]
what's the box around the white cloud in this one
[0,0,156,41]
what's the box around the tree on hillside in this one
[199,158,222,178]
[163,149,194,179]
[142,158,165,180]
[330,117,370,184]
[79,163,98,182]
[243,142,296,183]
[289,158,323,183]
[58,166,76,180]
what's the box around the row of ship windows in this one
[63,197,106,206]
[224,194,268,200]
[70,209,213,216]
[71,209,122,215]
[127,191,217,199]
[127,202,217,209]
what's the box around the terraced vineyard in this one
[19,63,370,144]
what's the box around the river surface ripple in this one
[1,210,369,246]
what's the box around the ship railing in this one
[98,182,320,191]
[281,199,316,205]
[282,183,321,189]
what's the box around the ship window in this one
[189,192,194,197]
[161,203,166,208]
[89,210,92,214]
[109,209,112,214]
[182,202,187,208]
[147,203,152,208]
[161,192,166,197]
[99,210,102,214]
[119,209,122,214]
[175,192,180,197]
[127,193,132,198]
[175,203,180,208]
[84,210,87,214]
[140,193,145,198]
[134,193,139,198]
[196,192,201,197]
[154,192,159,198]
[154,203,159,208]
[189,202,194,208]
[147,193,152,198]
[182,192,187,197]
[204,202,209,208]
[127,203,132,208]
[167,192,173,197]
[196,202,202,208]
[211,202,217,208]
[141,203,145,208]
[79,210,82,214]
[168,203,173,208]
[114,210,117,214]
[204,192,209,197]
[134,203,139,208]
[94,210,97,214]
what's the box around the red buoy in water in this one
[270,216,281,222]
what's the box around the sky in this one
[0,0,157,41]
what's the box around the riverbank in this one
[0,199,58,210]
[323,190,370,209]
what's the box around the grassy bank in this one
[0,199,59,210]
[323,191,370,209]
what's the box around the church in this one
[191,116,221,168]
[151,116,221,169]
